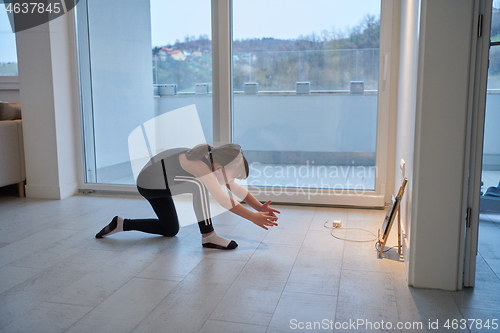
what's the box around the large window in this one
[150,0,213,141]
[77,0,212,185]
[0,7,18,76]
[232,1,381,198]
[77,0,390,206]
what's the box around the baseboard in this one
[25,182,78,200]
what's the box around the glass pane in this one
[232,0,380,194]
[0,8,18,75]
[480,3,500,212]
[150,0,213,162]
[78,0,212,185]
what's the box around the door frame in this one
[462,0,492,288]
[223,0,399,207]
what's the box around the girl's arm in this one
[181,158,278,229]
[227,181,261,210]
[228,182,281,217]
[202,176,278,230]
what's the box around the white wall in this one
[408,0,476,290]
[395,0,420,280]
[15,12,79,199]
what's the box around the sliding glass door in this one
[77,0,212,186]
[480,6,500,212]
[76,0,390,206]
[232,0,382,203]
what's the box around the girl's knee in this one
[161,226,179,237]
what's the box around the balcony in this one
[149,91,377,194]
[89,90,499,207]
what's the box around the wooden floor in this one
[0,188,499,333]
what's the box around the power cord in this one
[324,220,399,254]
[323,220,378,243]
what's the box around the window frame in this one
[219,0,397,206]
[76,0,398,206]
[0,76,19,89]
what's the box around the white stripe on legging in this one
[173,176,211,226]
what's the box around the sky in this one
[151,0,381,47]
[0,0,381,63]
[0,7,16,63]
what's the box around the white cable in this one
[323,220,378,243]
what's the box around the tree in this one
[152,14,381,91]
[152,46,160,57]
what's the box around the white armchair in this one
[0,103,25,197]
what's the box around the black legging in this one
[123,178,215,236]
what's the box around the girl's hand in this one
[259,200,281,218]
[251,211,279,230]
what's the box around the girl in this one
[95,143,280,250]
